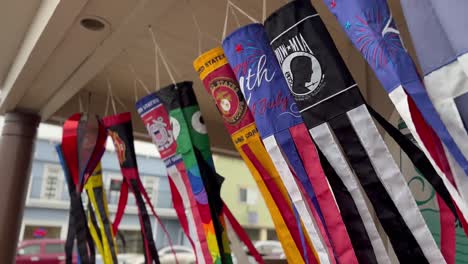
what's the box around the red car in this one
[16,239,77,264]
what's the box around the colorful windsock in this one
[58,113,108,264]
[264,1,388,263]
[103,112,176,264]
[322,0,468,177]
[193,46,307,263]
[84,163,118,264]
[156,83,229,264]
[266,0,451,263]
[136,93,213,264]
[223,23,358,264]
[321,0,468,242]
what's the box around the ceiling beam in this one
[0,0,88,113]
[40,0,174,120]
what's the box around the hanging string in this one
[134,79,139,102]
[230,5,241,27]
[262,0,267,22]
[87,91,92,114]
[167,59,182,79]
[184,0,203,55]
[114,96,127,110]
[106,78,117,115]
[104,87,110,116]
[152,34,161,90]
[222,1,259,40]
[148,25,178,88]
[78,94,84,113]
[222,1,231,40]
[229,1,258,23]
[128,63,151,94]
[202,31,221,44]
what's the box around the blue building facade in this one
[20,137,188,253]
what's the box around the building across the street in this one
[18,122,276,253]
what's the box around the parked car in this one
[232,240,285,263]
[16,239,77,264]
[132,245,196,264]
[254,240,284,259]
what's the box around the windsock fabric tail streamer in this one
[194,46,309,263]
[176,83,233,263]
[84,163,118,264]
[222,204,264,264]
[156,85,225,264]
[223,23,359,264]
[136,92,212,264]
[56,144,95,264]
[265,1,444,263]
[76,114,115,263]
[400,0,468,205]
[264,3,375,260]
[102,113,161,264]
[61,113,107,264]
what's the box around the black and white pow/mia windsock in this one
[265,0,444,263]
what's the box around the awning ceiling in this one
[0,0,419,155]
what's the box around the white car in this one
[132,246,196,264]
[159,246,196,264]
[253,240,284,258]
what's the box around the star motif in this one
[235,44,243,52]
[331,0,336,8]
[345,21,351,29]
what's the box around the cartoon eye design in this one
[191,111,207,134]
[170,116,181,140]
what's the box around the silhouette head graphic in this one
[291,55,313,94]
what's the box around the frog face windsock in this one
[156,83,229,264]
[136,92,212,264]
[194,46,309,263]
[223,23,356,264]
[400,0,468,210]
[176,82,269,263]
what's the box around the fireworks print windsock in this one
[136,93,212,264]
[322,0,468,177]
[156,83,228,264]
[194,46,304,263]
[265,0,446,263]
[103,112,176,264]
[223,23,357,264]
[321,0,468,239]
[399,0,468,207]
